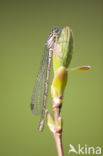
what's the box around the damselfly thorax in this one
[46,27,60,50]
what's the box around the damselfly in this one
[30,27,60,131]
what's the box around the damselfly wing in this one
[30,27,60,131]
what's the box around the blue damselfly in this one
[31,27,60,131]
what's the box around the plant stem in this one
[53,133,64,156]
[52,102,64,156]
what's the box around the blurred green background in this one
[0,0,103,156]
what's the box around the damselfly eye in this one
[52,27,59,33]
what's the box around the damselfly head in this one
[52,27,60,34]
